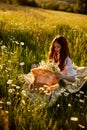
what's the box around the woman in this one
[49,35,76,82]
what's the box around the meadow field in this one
[0,4,87,130]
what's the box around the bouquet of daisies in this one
[38,60,60,74]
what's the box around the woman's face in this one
[53,42,61,54]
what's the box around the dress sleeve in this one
[61,57,77,76]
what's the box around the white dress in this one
[59,57,76,76]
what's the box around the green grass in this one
[0,4,87,67]
[0,3,87,29]
[0,3,87,130]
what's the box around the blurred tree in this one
[17,0,38,6]
[76,0,87,14]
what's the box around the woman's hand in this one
[56,73,62,80]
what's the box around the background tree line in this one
[0,0,87,14]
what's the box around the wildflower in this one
[39,60,60,73]
[7,79,13,84]
[15,41,19,45]
[39,87,44,91]
[78,124,85,128]
[57,104,60,107]
[5,69,8,73]
[79,99,84,103]
[45,91,51,96]
[20,62,25,66]
[5,111,9,114]
[44,90,48,94]
[79,91,84,94]
[6,68,11,71]
[7,101,11,105]
[75,93,80,97]
[8,60,11,63]
[1,45,7,49]
[8,88,15,93]
[20,42,24,46]
[68,103,72,107]
[0,101,4,104]
[39,104,42,107]
[70,117,78,121]
[60,88,66,93]
[21,100,25,105]
[21,90,27,97]
[44,85,48,88]
[12,84,16,87]
[16,86,20,89]
[16,92,19,95]
[64,91,69,96]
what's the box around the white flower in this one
[7,101,11,105]
[79,91,84,94]
[68,103,72,107]
[1,45,7,49]
[39,87,44,91]
[60,88,66,93]
[39,60,60,73]
[64,92,69,96]
[75,93,80,97]
[20,62,25,66]
[15,41,19,45]
[16,92,19,95]
[21,90,27,96]
[70,117,78,121]
[21,100,25,105]
[79,99,84,103]
[8,88,15,93]
[0,101,4,104]
[16,86,20,89]
[6,68,11,71]
[45,91,51,96]
[78,124,85,128]
[12,84,16,87]
[7,79,13,84]
[57,104,60,107]
[5,111,9,114]
[8,60,11,63]
[20,42,24,46]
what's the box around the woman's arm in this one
[58,73,75,82]
[58,57,76,82]
[61,74,75,82]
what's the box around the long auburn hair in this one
[49,35,71,71]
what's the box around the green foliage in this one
[41,2,59,10]
[76,0,87,14]
[18,0,39,7]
